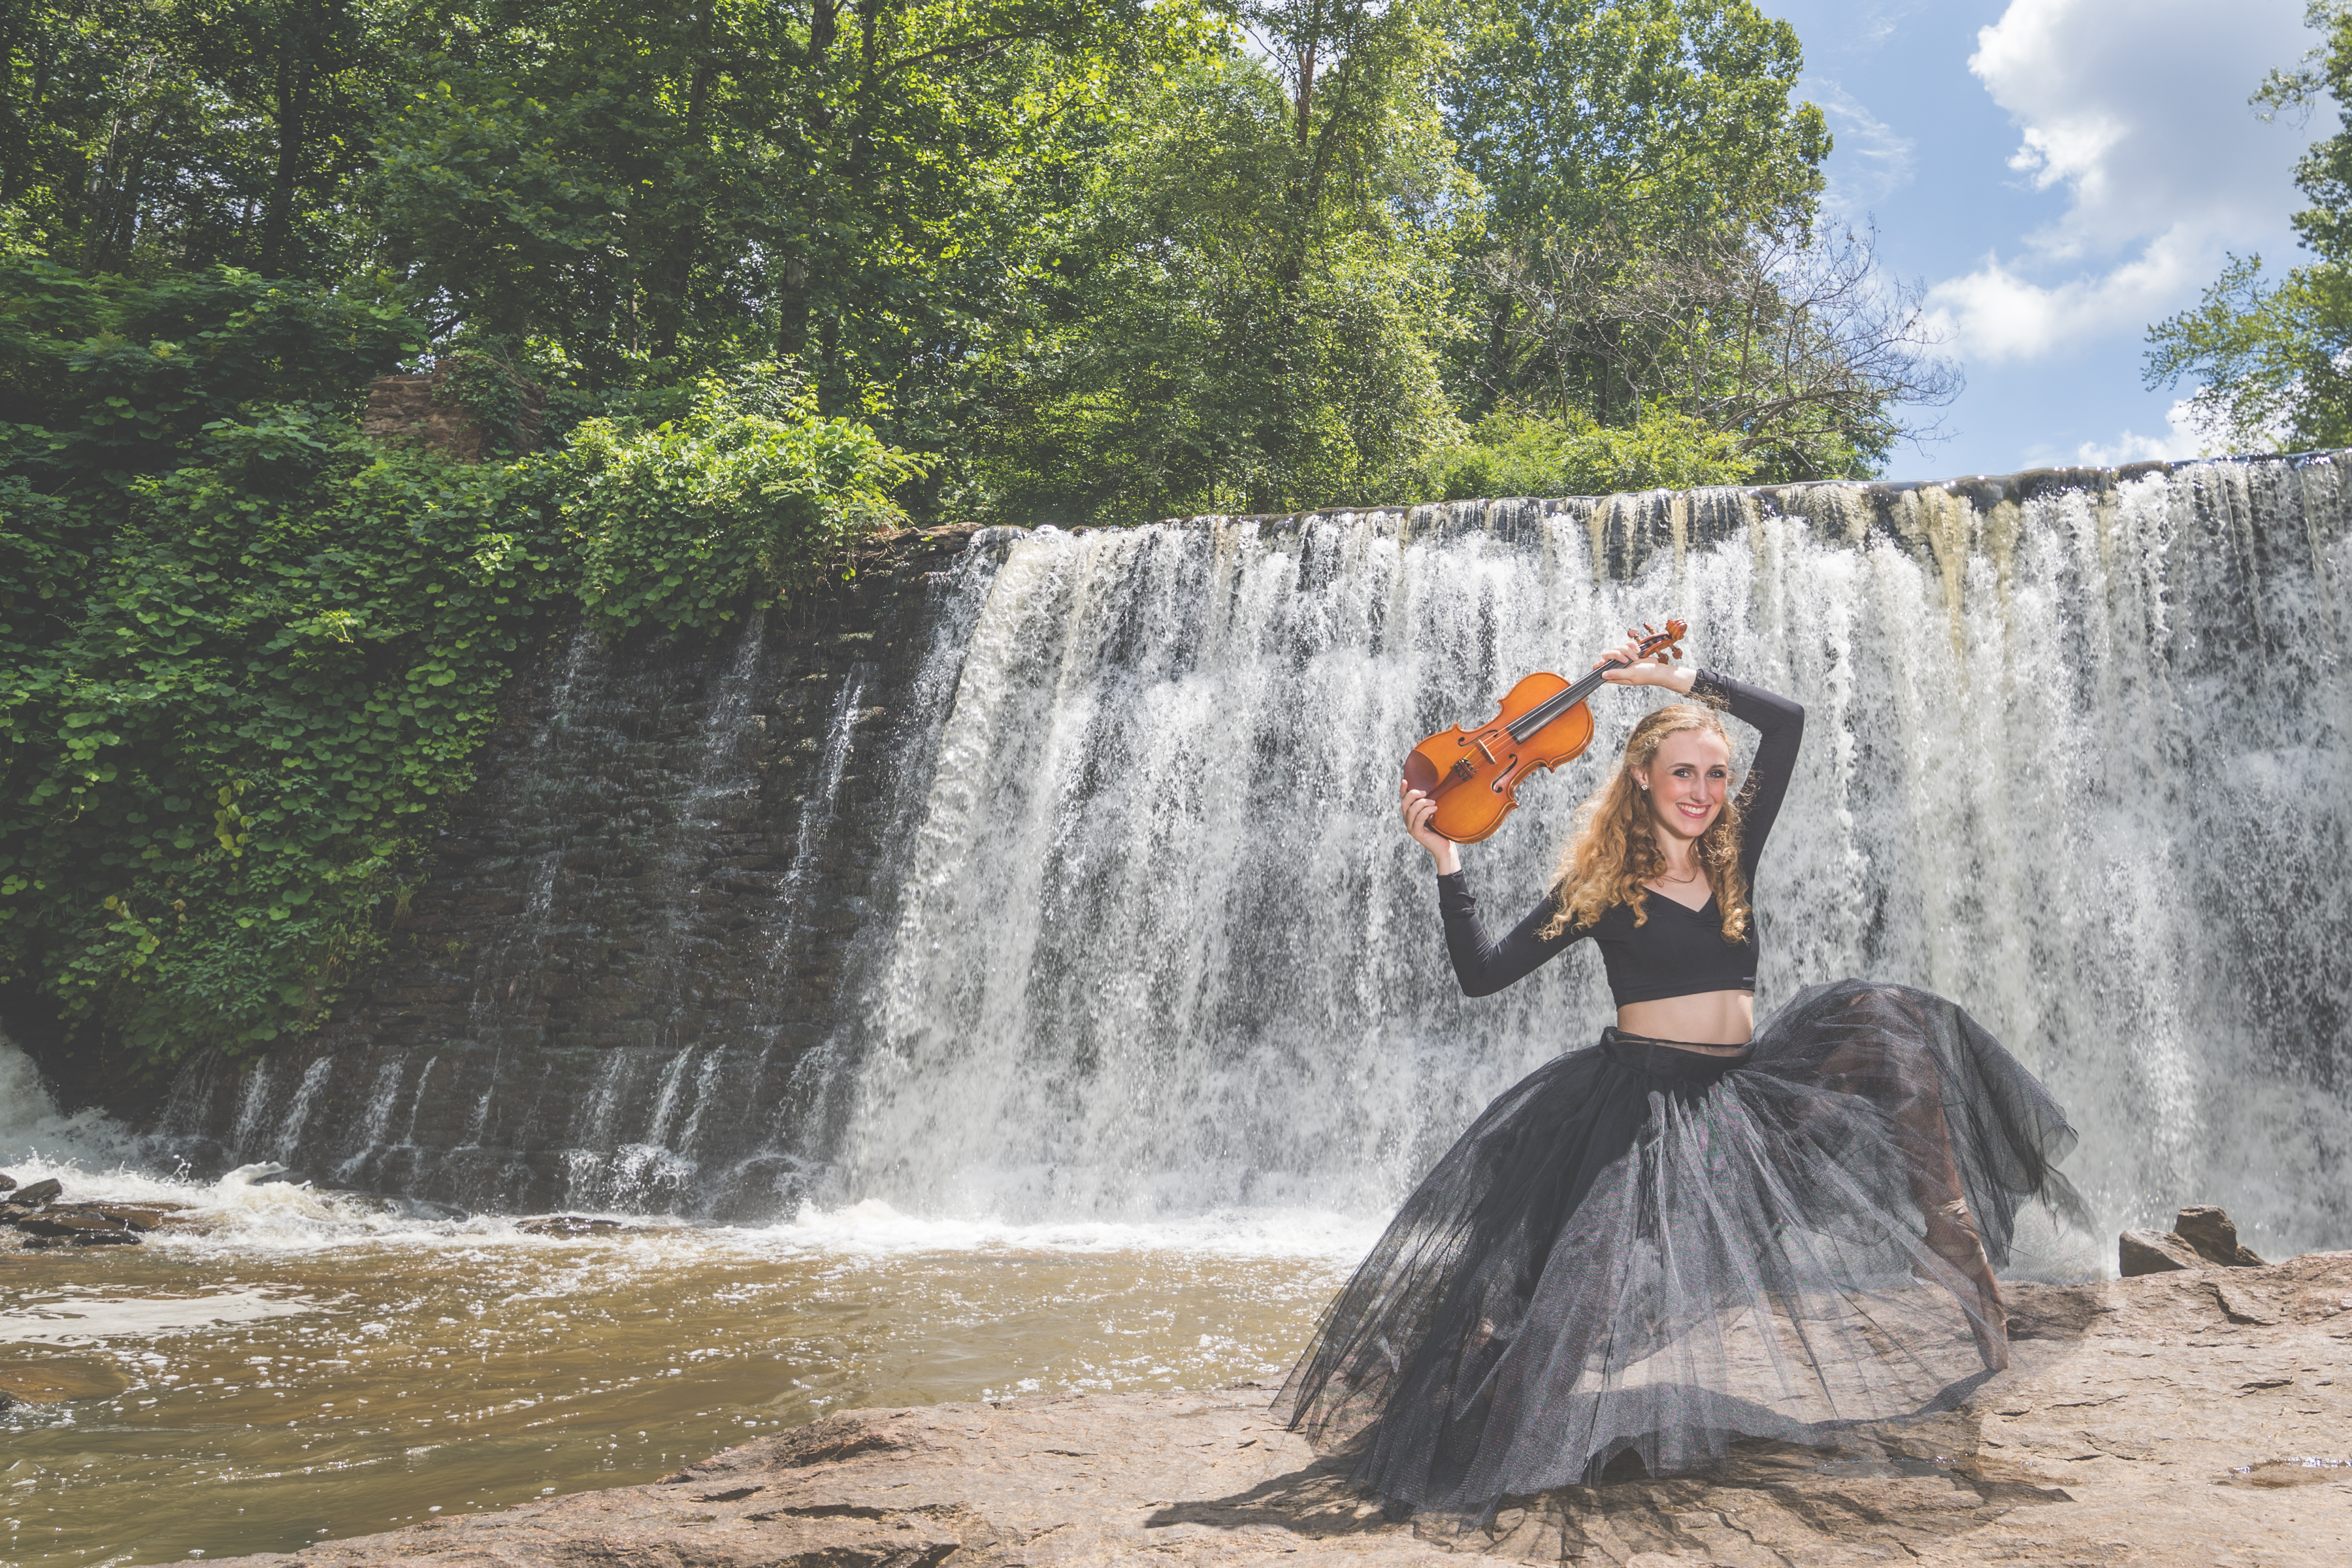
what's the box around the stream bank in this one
[163,1252,2352,1567]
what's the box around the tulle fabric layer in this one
[1274,979,2087,1511]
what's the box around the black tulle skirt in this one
[1275,979,2087,1512]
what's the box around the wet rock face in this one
[178,1252,2352,1567]
[147,527,983,1220]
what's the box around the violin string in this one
[1505,664,1612,743]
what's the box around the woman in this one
[1275,634,2085,1513]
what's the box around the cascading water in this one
[826,462,2352,1258]
[106,457,2352,1258]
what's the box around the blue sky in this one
[1763,0,2320,480]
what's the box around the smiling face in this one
[1633,728,1733,844]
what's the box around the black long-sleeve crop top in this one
[1434,670,1804,1006]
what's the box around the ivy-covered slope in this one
[0,265,921,1077]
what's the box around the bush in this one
[551,367,929,636]
[0,259,423,483]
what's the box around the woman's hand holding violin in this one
[1597,630,1697,694]
[1400,778,1463,875]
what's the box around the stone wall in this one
[361,363,544,461]
[148,525,981,1218]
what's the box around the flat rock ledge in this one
[186,1253,2352,1567]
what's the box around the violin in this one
[1402,620,1688,843]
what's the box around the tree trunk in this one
[1481,293,1514,414]
[259,10,313,275]
[651,5,718,361]
[818,313,842,414]
[776,259,811,360]
[0,0,25,204]
[779,0,839,363]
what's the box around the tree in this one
[1446,0,1827,414]
[964,37,1470,523]
[0,0,386,277]
[367,0,1212,410]
[1473,221,1957,480]
[2146,2,2352,451]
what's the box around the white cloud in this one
[1925,225,2205,361]
[1854,2,1927,52]
[1923,0,2310,363]
[1807,77,1916,213]
[2074,399,2225,466]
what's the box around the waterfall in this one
[125,458,2352,1259]
[826,463,2352,1258]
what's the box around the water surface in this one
[0,1175,1357,1567]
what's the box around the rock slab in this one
[174,1252,2352,1567]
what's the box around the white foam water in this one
[4,1032,1371,1262]
[1,1030,141,1181]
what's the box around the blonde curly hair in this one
[1540,700,1750,944]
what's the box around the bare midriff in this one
[1616,989,1755,1053]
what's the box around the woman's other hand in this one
[1596,629,1696,694]
[1400,779,1463,875]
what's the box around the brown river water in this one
[0,1173,1360,1568]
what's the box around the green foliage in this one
[0,294,919,1075]
[363,0,1215,397]
[553,368,927,635]
[1438,0,1948,476]
[0,259,425,481]
[2146,253,2352,451]
[2146,5,2352,451]
[432,341,545,457]
[1425,406,1754,500]
[2,0,389,277]
[966,53,1468,522]
[1451,0,1827,243]
[0,423,560,1064]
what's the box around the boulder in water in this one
[0,1170,15,1192]
[517,1215,642,1237]
[2174,1205,2265,1267]
[10,1177,62,1207]
[24,1228,141,1248]
[12,1207,142,1243]
[2119,1228,2203,1275]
